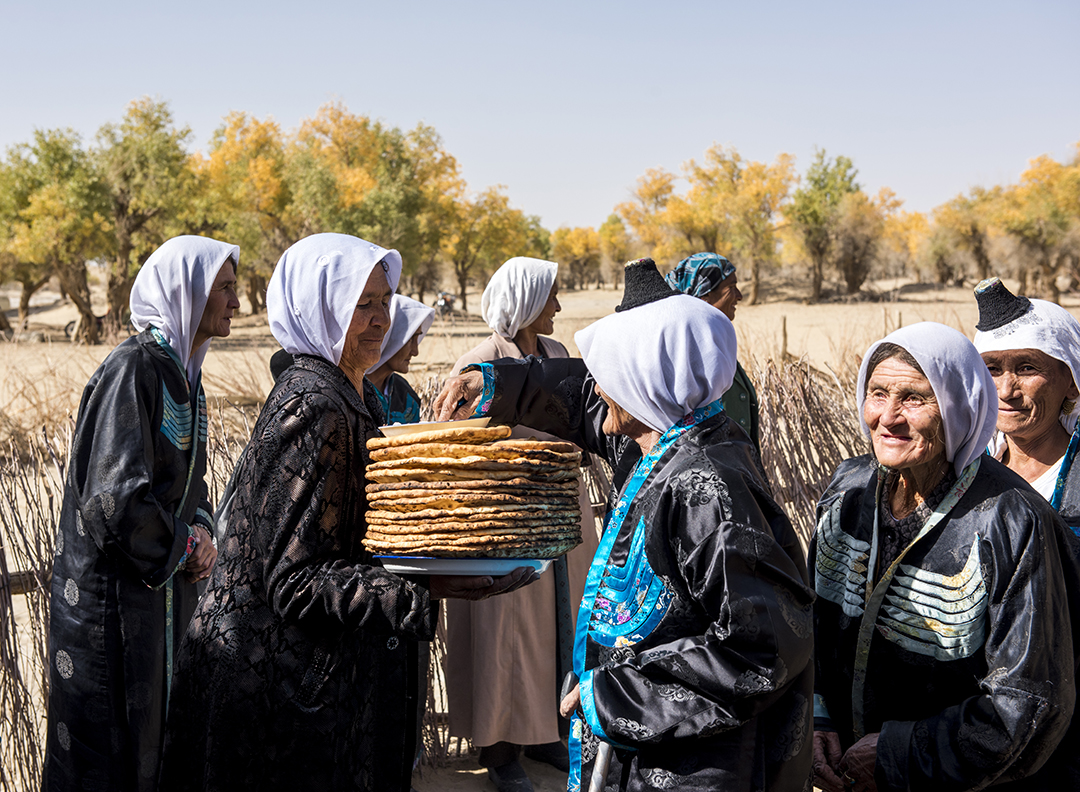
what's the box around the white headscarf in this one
[575,294,736,434]
[857,323,997,476]
[973,298,1080,434]
[129,235,239,387]
[267,233,402,365]
[480,257,558,339]
[367,295,436,374]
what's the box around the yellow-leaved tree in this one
[194,112,291,313]
[991,148,1080,303]
[552,226,601,290]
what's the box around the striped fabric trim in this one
[161,387,194,450]
[814,498,871,618]
[877,539,987,660]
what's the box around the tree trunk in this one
[809,256,824,303]
[105,272,134,334]
[245,273,267,314]
[57,262,100,344]
[970,227,990,281]
[456,265,470,312]
[746,258,760,306]
[0,304,11,333]
[17,275,50,329]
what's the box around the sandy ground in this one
[6,272,1080,792]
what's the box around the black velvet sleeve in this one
[66,346,194,589]
[485,356,638,478]
[245,389,436,642]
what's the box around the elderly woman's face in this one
[340,265,393,373]
[595,382,637,437]
[863,356,945,473]
[981,348,1079,442]
[527,283,561,336]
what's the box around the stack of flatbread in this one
[363,424,582,558]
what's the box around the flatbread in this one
[367,504,579,521]
[366,455,578,473]
[365,467,580,483]
[364,518,581,535]
[368,492,579,512]
[365,478,579,495]
[365,512,582,530]
[364,528,580,544]
[368,425,511,450]
[369,442,580,465]
[364,538,581,559]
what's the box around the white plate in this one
[375,556,552,576]
[379,417,491,438]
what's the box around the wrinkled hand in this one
[433,371,484,421]
[559,684,581,719]
[812,730,845,792]
[428,567,538,600]
[184,525,217,583]
[839,732,879,792]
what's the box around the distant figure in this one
[666,252,760,448]
[43,236,238,791]
[366,295,435,425]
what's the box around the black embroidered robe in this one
[483,359,815,791]
[159,354,436,791]
[44,329,213,792]
[811,454,1080,791]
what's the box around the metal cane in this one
[587,742,613,792]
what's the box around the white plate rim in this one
[378,416,491,438]
[374,556,552,576]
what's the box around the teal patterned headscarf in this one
[665,252,737,298]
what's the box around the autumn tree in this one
[687,146,795,304]
[405,123,465,302]
[880,208,929,278]
[552,226,601,289]
[616,168,677,259]
[2,129,110,340]
[287,104,435,281]
[617,147,794,300]
[786,149,860,302]
[831,188,896,294]
[599,214,633,286]
[95,98,194,329]
[933,187,996,283]
[442,187,537,310]
[992,152,1080,303]
[194,112,292,313]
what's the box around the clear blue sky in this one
[3,1,1078,231]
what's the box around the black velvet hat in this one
[615,258,679,313]
[974,277,1032,332]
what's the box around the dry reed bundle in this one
[0,429,67,791]
[753,356,866,547]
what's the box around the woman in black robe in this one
[435,259,815,792]
[159,233,533,792]
[44,236,240,792]
[810,323,1080,792]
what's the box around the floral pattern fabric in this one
[160,354,436,792]
[44,330,211,792]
